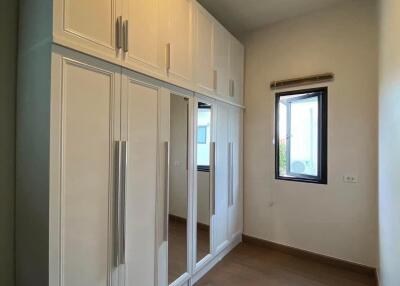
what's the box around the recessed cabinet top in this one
[53,0,244,105]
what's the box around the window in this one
[275,87,327,184]
[197,103,211,172]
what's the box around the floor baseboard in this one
[242,234,376,278]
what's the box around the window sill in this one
[275,176,327,185]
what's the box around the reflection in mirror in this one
[168,94,189,284]
[196,102,211,263]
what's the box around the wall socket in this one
[343,175,359,183]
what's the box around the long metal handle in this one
[116,16,122,50]
[123,20,129,53]
[229,79,235,97]
[185,99,189,171]
[166,43,171,72]
[229,142,234,207]
[228,142,232,207]
[210,142,216,216]
[163,141,170,242]
[119,141,127,265]
[113,141,121,267]
[213,70,218,91]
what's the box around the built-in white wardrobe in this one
[16,1,244,286]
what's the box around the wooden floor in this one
[168,218,210,283]
[195,242,377,286]
[168,218,188,283]
[168,218,376,286]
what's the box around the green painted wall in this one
[0,0,18,285]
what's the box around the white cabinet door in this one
[166,0,194,90]
[228,107,243,241]
[50,49,121,286]
[229,36,245,105]
[120,72,161,286]
[213,102,229,254]
[194,3,215,96]
[213,23,230,99]
[53,0,123,65]
[122,0,166,80]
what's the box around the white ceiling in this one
[198,0,347,37]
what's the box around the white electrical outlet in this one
[343,175,359,183]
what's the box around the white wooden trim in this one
[376,270,381,286]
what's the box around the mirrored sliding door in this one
[195,100,213,264]
[168,94,190,284]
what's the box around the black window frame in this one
[275,87,328,185]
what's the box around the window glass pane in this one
[289,96,319,176]
[197,107,211,166]
[197,126,207,144]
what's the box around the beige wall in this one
[0,0,18,285]
[378,0,400,284]
[243,0,378,266]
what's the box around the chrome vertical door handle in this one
[119,141,127,265]
[123,20,129,53]
[166,43,171,72]
[210,142,216,216]
[228,142,232,207]
[113,141,121,267]
[229,79,235,98]
[229,142,234,207]
[185,99,190,171]
[116,16,123,50]
[213,70,218,91]
[163,141,170,242]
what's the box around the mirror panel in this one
[168,94,189,284]
[196,101,212,263]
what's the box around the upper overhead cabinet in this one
[213,22,230,100]
[194,2,215,95]
[165,0,195,90]
[53,0,123,65]
[122,0,167,80]
[229,36,245,105]
[53,0,243,104]
[193,2,244,105]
